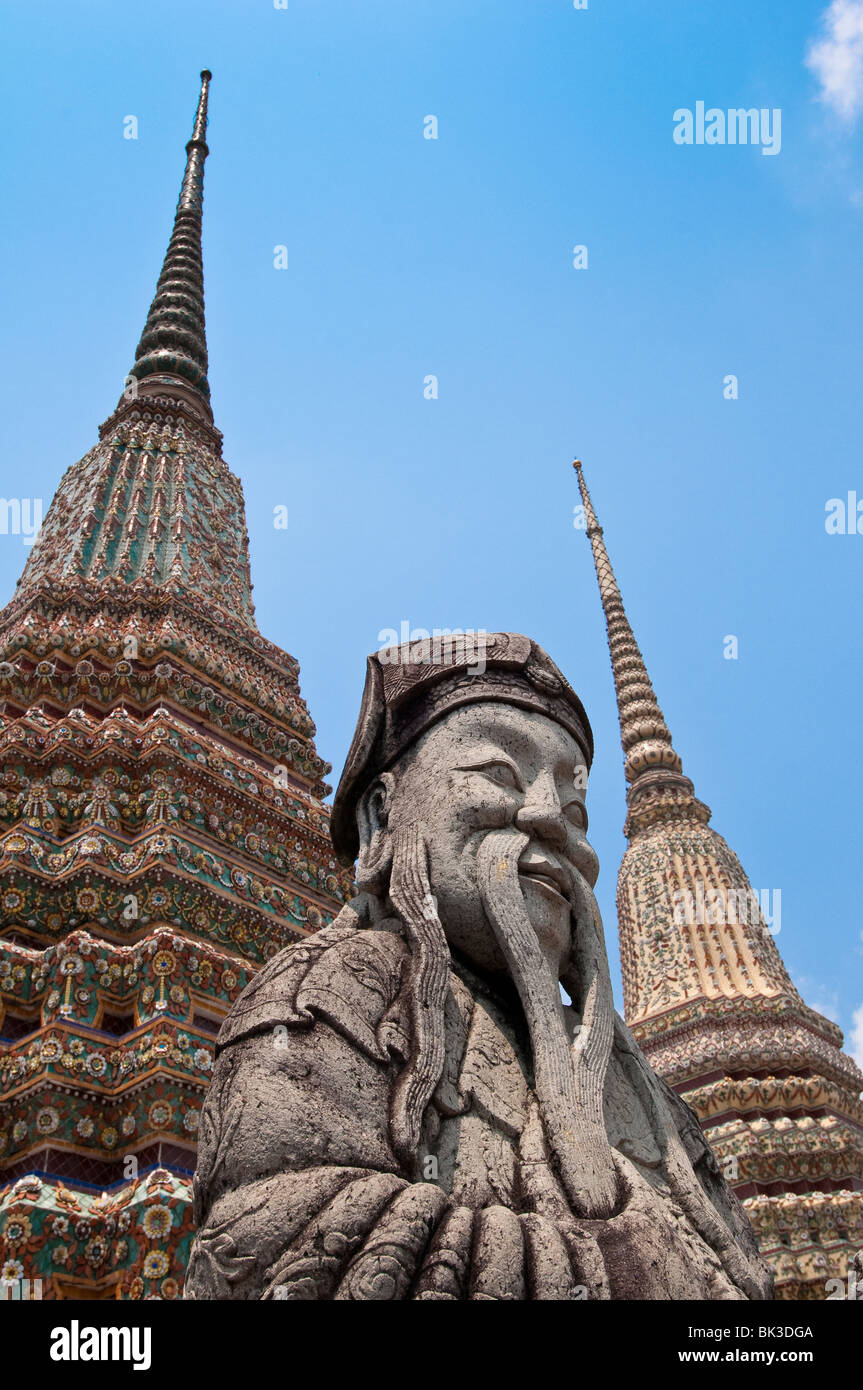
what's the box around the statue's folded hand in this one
[261,1173,450,1301]
[259,1175,588,1301]
[332,1180,451,1300]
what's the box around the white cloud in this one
[850,1001,863,1070]
[806,0,863,121]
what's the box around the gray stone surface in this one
[186,635,773,1300]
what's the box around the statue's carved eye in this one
[458,759,523,793]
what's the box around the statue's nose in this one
[515,774,567,850]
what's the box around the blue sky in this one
[0,0,861,1055]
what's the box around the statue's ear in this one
[355,773,395,893]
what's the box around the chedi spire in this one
[13,71,260,624]
[125,70,213,419]
[0,69,350,1300]
[574,458,863,1301]
[573,459,709,834]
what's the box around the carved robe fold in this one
[185,918,772,1301]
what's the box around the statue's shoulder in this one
[216,910,408,1061]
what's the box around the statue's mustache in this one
[514,839,602,952]
[516,848,571,900]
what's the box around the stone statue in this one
[185,634,773,1300]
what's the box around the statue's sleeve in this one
[185,922,544,1300]
[185,923,473,1299]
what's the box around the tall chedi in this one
[573,460,863,1300]
[0,73,349,1299]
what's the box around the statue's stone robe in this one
[185,919,771,1300]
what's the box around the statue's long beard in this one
[385,822,619,1219]
[476,829,620,1220]
[383,825,764,1293]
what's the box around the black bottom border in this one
[4,1296,856,1377]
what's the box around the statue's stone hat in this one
[330,632,593,865]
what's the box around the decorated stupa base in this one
[1,1166,194,1300]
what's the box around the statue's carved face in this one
[377,701,598,977]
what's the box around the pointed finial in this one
[574,458,690,800]
[193,70,212,140]
[122,71,214,419]
[194,71,213,133]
